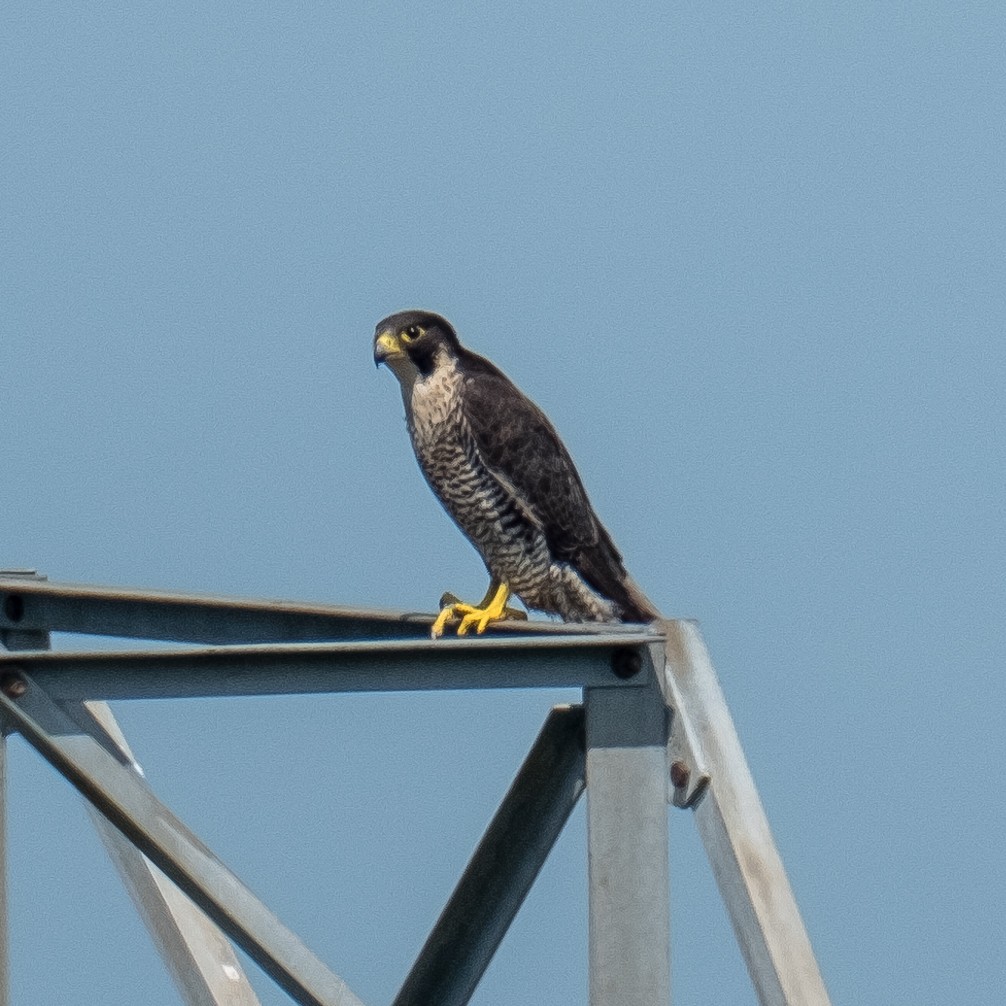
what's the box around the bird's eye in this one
[401,325,424,343]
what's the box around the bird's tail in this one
[615,574,662,624]
[576,531,662,624]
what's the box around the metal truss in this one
[0,573,831,1006]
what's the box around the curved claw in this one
[431,602,470,638]
[431,582,516,638]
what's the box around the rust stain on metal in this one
[1,671,27,699]
[670,760,690,790]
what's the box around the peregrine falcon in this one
[374,310,658,637]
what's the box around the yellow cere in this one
[375,330,403,357]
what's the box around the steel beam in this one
[394,705,587,1006]
[0,635,659,701]
[660,620,830,1006]
[0,679,366,1006]
[0,573,831,1006]
[0,578,423,643]
[0,578,649,645]
[585,683,671,1006]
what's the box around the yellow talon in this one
[431,603,464,638]
[431,581,524,638]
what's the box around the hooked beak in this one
[374,329,403,368]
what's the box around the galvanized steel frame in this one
[0,575,830,1006]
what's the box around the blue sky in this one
[3,3,1004,1004]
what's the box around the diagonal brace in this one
[83,702,261,1006]
[3,570,260,1006]
[660,619,831,1006]
[393,705,586,1006]
[0,674,367,1006]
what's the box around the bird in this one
[373,310,659,637]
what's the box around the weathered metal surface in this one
[585,683,671,1006]
[660,619,831,1006]
[394,705,586,1006]
[2,574,261,1006]
[0,577,423,643]
[0,572,831,1006]
[647,637,711,808]
[0,680,367,1006]
[84,702,262,1006]
[0,576,52,1006]
[0,577,657,644]
[0,635,659,701]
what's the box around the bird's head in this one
[373,310,460,382]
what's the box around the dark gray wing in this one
[458,352,639,610]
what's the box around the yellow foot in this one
[431,582,525,638]
[439,591,527,621]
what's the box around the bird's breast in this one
[407,363,465,446]
[406,365,511,541]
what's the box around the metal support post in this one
[394,705,586,1006]
[0,729,6,1006]
[0,571,52,1006]
[660,620,830,1006]
[585,683,671,1006]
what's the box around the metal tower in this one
[0,571,830,1006]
